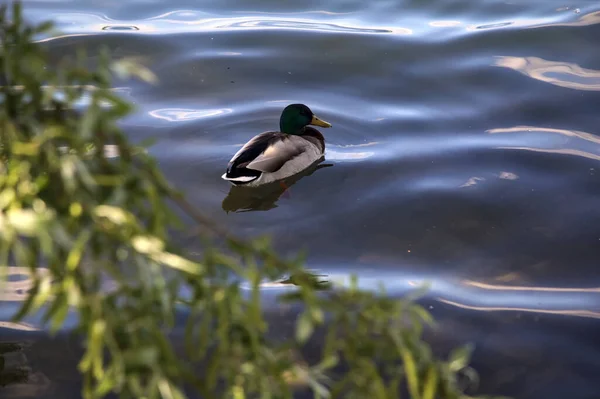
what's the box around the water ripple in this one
[261,272,600,320]
[494,56,600,91]
[488,126,600,162]
[218,18,395,34]
[27,5,600,39]
[34,11,407,35]
[149,107,233,122]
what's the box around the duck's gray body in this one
[221,127,325,187]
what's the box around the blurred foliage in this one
[0,2,508,399]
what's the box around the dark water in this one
[3,1,600,398]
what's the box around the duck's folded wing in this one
[229,133,309,174]
[245,135,310,173]
[227,132,279,174]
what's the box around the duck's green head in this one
[279,103,332,135]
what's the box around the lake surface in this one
[2,0,600,398]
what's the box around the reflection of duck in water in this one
[221,103,332,187]
[222,161,332,213]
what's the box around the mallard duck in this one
[221,103,332,187]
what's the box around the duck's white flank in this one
[220,174,257,183]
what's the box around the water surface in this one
[3,1,600,398]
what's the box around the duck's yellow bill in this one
[310,115,332,128]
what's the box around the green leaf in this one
[123,346,159,367]
[411,304,435,327]
[111,58,158,84]
[401,348,420,399]
[448,344,473,372]
[79,319,106,379]
[60,157,77,194]
[152,251,203,275]
[315,355,338,372]
[307,377,330,399]
[12,141,40,156]
[422,366,438,399]
[94,372,116,397]
[157,378,186,399]
[0,189,15,209]
[94,205,133,225]
[30,276,52,313]
[131,234,165,254]
[66,229,92,271]
[311,308,324,324]
[296,311,314,344]
[48,295,70,334]
[7,208,45,236]
[74,158,97,191]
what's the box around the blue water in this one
[2,1,600,398]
